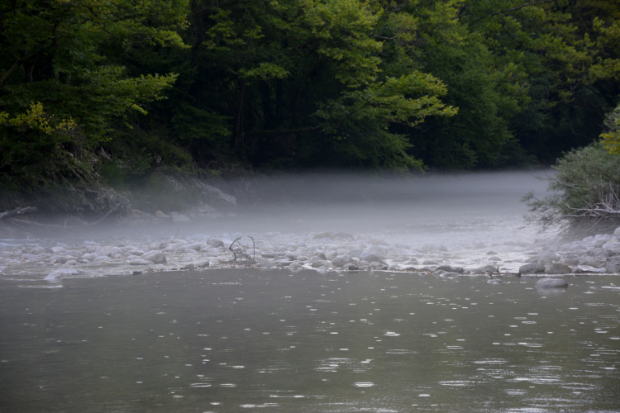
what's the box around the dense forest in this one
[1,0,620,194]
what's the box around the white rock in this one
[128,259,151,265]
[45,269,85,283]
[143,251,167,264]
[602,242,620,255]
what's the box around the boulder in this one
[310,259,331,268]
[602,242,620,255]
[473,265,499,274]
[606,261,620,273]
[518,263,546,274]
[143,251,167,264]
[343,263,359,271]
[360,252,384,263]
[545,262,571,274]
[614,227,620,237]
[536,278,568,289]
[436,265,464,274]
[332,255,353,267]
[578,257,605,268]
[128,258,151,265]
[207,238,225,248]
[44,269,85,283]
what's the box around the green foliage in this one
[524,142,620,233]
[0,0,187,189]
[3,0,620,196]
[601,104,620,155]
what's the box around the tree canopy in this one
[1,0,619,189]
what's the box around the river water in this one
[1,269,619,412]
[1,172,620,412]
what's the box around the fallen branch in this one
[8,203,123,229]
[228,236,256,263]
[0,206,38,221]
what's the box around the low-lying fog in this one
[225,170,552,235]
[0,170,559,283]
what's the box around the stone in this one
[578,257,605,268]
[606,261,620,273]
[155,211,170,219]
[333,232,354,239]
[473,265,499,274]
[143,251,167,264]
[310,260,330,268]
[545,262,572,274]
[343,263,359,271]
[422,260,439,265]
[170,212,190,223]
[332,255,353,267]
[45,269,85,283]
[313,232,333,239]
[288,263,303,271]
[602,242,620,255]
[128,259,150,265]
[614,227,620,237]
[536,278,568,289]
[436,265,464,274]
[518,263,545,274]
[149,241,167,250]
[360,252,384,263]
[196,261,210,268]
[184,243,203,251]
[325,251,338,260]
[207,238,225,248]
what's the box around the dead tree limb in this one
[228,236,256,263]
[0,207,38,221]
[8,203,122,229]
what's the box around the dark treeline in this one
[1,0,620,192]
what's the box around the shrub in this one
[523,142,620,236]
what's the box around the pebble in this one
[2,224,620,284]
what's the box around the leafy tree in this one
[601,103,620,155]
[0,0,187,188]
[142,0,457,171]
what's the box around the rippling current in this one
[1,269,619,412]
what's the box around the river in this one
[1,171,619,412]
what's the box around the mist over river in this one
[1,171,620,412]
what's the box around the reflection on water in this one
[1,270,619,412]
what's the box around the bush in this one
[523,142,620,236]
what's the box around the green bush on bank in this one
[524,142,620,235]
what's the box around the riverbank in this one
[2,172,619,285]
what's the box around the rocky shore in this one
[1,224,619,286]
[2,172,619,285]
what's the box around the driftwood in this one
[5,203,123,230]
[0,206,38,221]
[228,236,256,263]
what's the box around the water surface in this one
[1,270,619,412]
